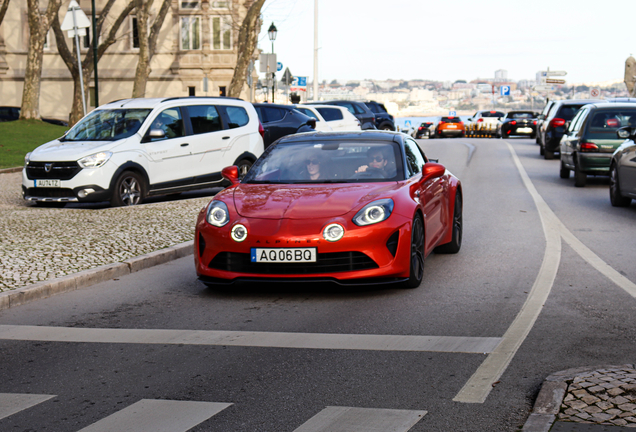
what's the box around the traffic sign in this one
[500,85,511,96]
[281,67,293,86]
[546,79,566,84]
[533,85,556,91]
[277,62,283,72]
[539,70,567,77]
[61,0,90,37]
[590,88,601,98]
[258,53,277,73]
[449,110,457,117]
[290,76,308,92]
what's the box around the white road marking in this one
[0,325,501,354]
[76,399,231,432]
[0,393,55,420]
[454,142,563,403]
[292,406,427,432]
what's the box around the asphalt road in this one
[1,137,635,431]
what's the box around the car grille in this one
[25,188,75,198]
[208,251,378,275]
[26,161,81,180]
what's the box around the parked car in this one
[560,103,636,187]
[22,97,264,207]
[496,111,538,138]
[538,99,601,159]
[435,116,465,138]
[467,110,504,128]
[253,103,315,148]
[414,122,435,139]
[609,127,636,206]
[535,100,555,144]
[293,104,361,131]
[363,100,395,130]
[306,100,376,130]
[0,106,69,126]
[195,131,462,288]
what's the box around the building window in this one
[131,16,140,49]
[219,86,226,97]
[211,1,231,8]
[180,1,200,9]
[211,16,231,50]
[188,86,196,96]
[181,16,201,50]
[82,27,91,49]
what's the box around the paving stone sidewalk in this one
[0,172,213,292]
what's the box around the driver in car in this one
[355,147,395,178]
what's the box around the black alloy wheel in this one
[403,214,425,289]
[559,161,570,179]
[111,171,145,207]
[610,163,632,207]
[435,192,463,254]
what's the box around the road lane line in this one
[292,406,427,432]
[76,399,231,432]
[0,393,56,420]
[454,142,562,403]
[0,325,501,354]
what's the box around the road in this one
[1,137,635,431]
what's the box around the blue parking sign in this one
[449,111,457,117]
[500,86,511,96]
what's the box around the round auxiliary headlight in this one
[231,224,248,242]
[323,223,345,242]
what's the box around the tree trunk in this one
[228,0,265,98]
[20,0,62,121]
[0,0,10,28]
[131,0,171,98]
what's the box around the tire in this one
[435,191,463,254]
[559,161,570,179]
[544,149,555,160]
[531,133,536,139]
[235,158,254,180]
[540,143,545,156]
[110,171,145,207]
[574,162,586,187]
[610,163,632,207]
[402,214,425,289]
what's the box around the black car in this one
[253,103,314,148]
[539,99,601,159]
[610,127,636,207]
[363,100,395,130]
[306,100,376,130]
[496,111,538,138]
[414,122,435,139]
[535,100,555,144]
[0,106,68,126]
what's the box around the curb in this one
[0,241,194,311]
[522,364,636,432]
[0,167,22,174]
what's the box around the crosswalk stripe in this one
[0,393,55,420]
[76,399,231,432]
[0,325,501,354]
[292,406,427,432]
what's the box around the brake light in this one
[550,118,566,128]
[606,119,619,127]
[533,120,537,125]
[580,142,599,152]
[418,126,423,131]
[510,120,517,126]
[258,120,265,140]
[477,118,483,123]
[490,110,496,113]
[439,121,445,125]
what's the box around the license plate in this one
[35,179,61,188]
[517,127,532,133]
[447,125,457,128]
[251,248,317,263]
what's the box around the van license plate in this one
[251,248,317,263]
[35,179,61,188]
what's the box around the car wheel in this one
[574,162,586,187]
[110,171,145,207]
[559,161,570,179]
[544,149,555,160]
[531,133,536,139]
[610,163,632,207]
[402,214,425,289]
[235,158,254,180]
[540,143,545,156]
[435,191,462,254]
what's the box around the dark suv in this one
[539,99,601,159]
[253,103,314,148]
[363,100,395,130]
[306,100,376,130]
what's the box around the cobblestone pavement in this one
[0,172,213,292]
[558,367,636,428]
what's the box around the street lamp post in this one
[268,22,277,103]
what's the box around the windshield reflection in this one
[61,109,151,142]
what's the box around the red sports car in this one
[195,131,462,288]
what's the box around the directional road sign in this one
[500,85,511,96]
[546,79,566,84]
[533,85,556,91]
[546,70,567,77]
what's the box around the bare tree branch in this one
[0,0,10,28]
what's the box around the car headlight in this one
[323,223,345,242]
[78,151,112,168]
[206,201,230,227]
[352,199,394,226]
[231,224,248,242]
[24,152,31,166]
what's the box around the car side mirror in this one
[306,118,316,129]
[222,165,240,185]
[564,121,571,133]
[149,129,166,138]
[617,127,633,139]
[420,162,445,183]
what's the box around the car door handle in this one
[222,136,230,140]
[180,143,189,147]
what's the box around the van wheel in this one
[235,159,254,180]
[402,215,425,289]
[111,171,145,207]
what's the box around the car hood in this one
[232,183,400,219]
[30,138,128,161]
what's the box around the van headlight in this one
[352,199,394,226]
[24,152,31,166]
[78,151,112,168]
[206,201,230,227]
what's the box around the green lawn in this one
[0,120,68,169]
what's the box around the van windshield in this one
[61,109,151,141]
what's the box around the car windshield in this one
[242,141,403,184]
[61,109,151,141]
[441,117,461,123]
[508,112,535,119]
[482,111,504,118]
[587,109,636,139]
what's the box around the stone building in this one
[0,0,260,123]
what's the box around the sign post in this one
[61,0,91,116]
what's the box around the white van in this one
[22,97,264,207]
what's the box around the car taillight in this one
[418,126,423,131]
[606,119,619,127]
[477,118,483,123]
[580,142,599,152]
[439,121,445,125]
[258,120,265,140]
[550,118,566,128]
[511,120,517,125]
[533,120,537,125]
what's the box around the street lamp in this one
[268,22,277,103]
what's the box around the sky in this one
[257,0,634,85]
